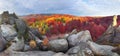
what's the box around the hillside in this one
[22,14,120,41]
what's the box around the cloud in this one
[0,0,120,16]
[72,0,120,16]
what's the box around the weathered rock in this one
[88,41,119,56]
[64,34,69,39]
[112,47,120,55]
[69,29,78,35]
[96,15,120,45]
[29,28,43,40]
[15,19,28,38]
[67,42,94,56]
[10,37,25,51]
[96,25,120,46]
[28,30,42,43]
[77,30,92,42]
[0,24,17,41]
[53,52,69,56]
[0,29,7,52]
[0,15,2,24]
[112,25,120,44]
[9,16,16,25]
[96,24,115,45]
[67,30,92,47]
[3,49,55,56]
[1,11,18,24]
[23,44,32,51]
[49,39,68,52]
[1,11,9,24]
[67,34,78,47]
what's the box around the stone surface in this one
[0,29,7,52]
[67,42,94,56]
[49,39,68,52]
[1,50,55,56]
[112,47,120,55]
[29,28,43,40]
[9,16,16,25]
[96,25,120,46]
[88,41,119,56]
[67,30,92,47]
[112,25,120,44]
[9,37,25,51]
[15,19,28,38]
[77,30,92,42]
[53,52,69,56]
[23,44,32,51]
[1,24,17,41]
[67,34,78,47]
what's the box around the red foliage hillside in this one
[22,14,120,41]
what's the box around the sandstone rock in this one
[67,30,92,47]
[67,34,79,47]
[111,25,120,44]
[3,49,55,56]
[1,11,9,24]
[53,52,69,56]
[23,44,32,51]
[29,28,43,40]
[9,37,25,51]
[9,16,16,25]
[0,24,17,41]
[0,29,7,52]
[88,41,119,56]
[96,25,120,46]
[77,30,92,42]
[112,47,120,55]
[1,11,18,24]
[49,39,68,52]
[15,19,28,38]
[67,42,94,56]
[69,29,77,35]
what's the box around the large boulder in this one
[67,30,92,47]
[29,28,43,40]
[49,39,68,52]
[88,41,119,56]
[15,19,28,37]
[96,25,120,46]
[0,24,17,41]
[0,29,7,52]
[9,37,25,51]
[67,42,94,56]
[112,25,120,44]
[1,11,18,24]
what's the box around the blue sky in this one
[0,0,120,16]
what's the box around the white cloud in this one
[0,0,120,16]
[73,0,120,16]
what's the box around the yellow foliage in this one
[29,40,36,48]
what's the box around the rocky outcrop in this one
[49,39,68,52]
[67,30,92,47]
[1,24,17,41]
[67,42,94,56]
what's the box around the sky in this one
[0,0,120,16]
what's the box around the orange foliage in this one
[42,38,49,46]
